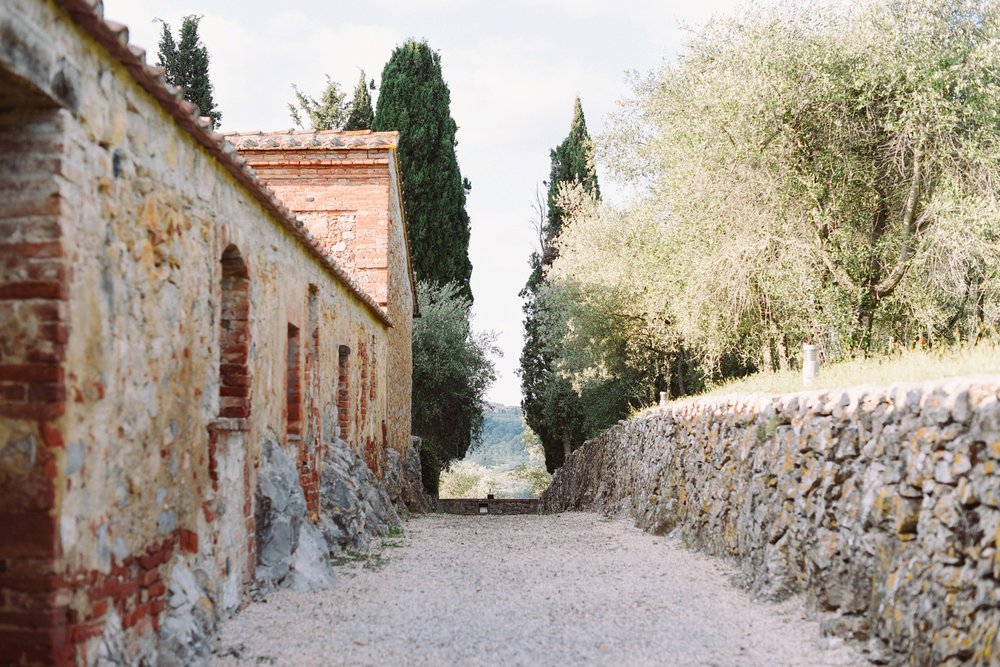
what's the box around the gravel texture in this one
[212,513,868,667]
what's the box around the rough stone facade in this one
[227,130,417,478]
[0,1,414,664]
[541,378,1000,666]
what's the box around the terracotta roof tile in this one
[224,129,399,151]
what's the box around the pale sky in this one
[102,0,743,405]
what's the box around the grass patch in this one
[362,552,390,571]
[330,550,369,567]
[698,341,1000,398]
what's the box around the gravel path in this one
[212,512,867,667]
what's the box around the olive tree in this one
[602,0,1000,367]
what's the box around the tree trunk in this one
[776,335,789,372]
[562,432,572,460]
[761,341,774,373]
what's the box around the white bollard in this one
[659,391,668,407]
[802,343,820,386]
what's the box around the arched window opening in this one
[219,245,250,419]
[337,345,350,442]
[286,323,302,440]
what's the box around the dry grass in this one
[700,341,1000,398]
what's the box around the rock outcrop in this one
[317,439,402,554]
[541,378,1000,667]
[254,439,336,593]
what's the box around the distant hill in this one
[466,404,528,470]
[439,404,551,499]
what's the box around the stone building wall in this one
[0,1,411,664]
[541,379,1000,666]
[230,132,415,475]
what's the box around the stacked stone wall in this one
[541,378,1000,666]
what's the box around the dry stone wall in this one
[541,378,1000,666]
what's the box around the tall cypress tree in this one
[344,71,375,131]
[373,40,473,302]
[520,97,599,472]
[156,15,222,129]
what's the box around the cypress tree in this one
[373,39,473,302]
[520,97,599,472]
[156,15,222,129]
[344,71,375,131]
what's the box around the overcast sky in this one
[102,0,743,405]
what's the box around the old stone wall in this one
[541,378,1000,666]
[231,133,415,471]
[0,1,411,664]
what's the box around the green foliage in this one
[438,416,551,499]
[412,281,498,464]
[418,438,441,496]
[373,40,473,301]
[597,0,1000,373]
[544,97,600,255]
[520,99,601,472]
[537,0,1000,427]
[288,75,348,131]
[156,15,221,129]
[344,71,375,131]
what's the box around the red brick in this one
[0,219,61,242]
[0,242,62,259]
[26,345,66,364]
[27,383,66,403]
[0,383,26,401]
[0,281,66,300]
[0,402,64,420]
[37,324,69,344]
[68,620,104,643]
[179,529,198,554]
[39,421,64,449]
[88,599,109,620]
[0,512,57,557]
[0,364,64,383]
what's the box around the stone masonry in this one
[0,1,415,664]
[228,130,417,480]
[541,378,1000,666]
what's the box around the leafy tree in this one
[373,40,473,301]
[344,71,375,131]
[540,0,1000,412]
[411,281,498,463]
[520,99,600,472]
[288,75,348,131]
[156,15,221,129]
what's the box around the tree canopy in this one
[156,15,222,128]
[288,75,348,131]
[344,71,375,131]
[533,0,1000,436]
[373,39,474,302]
[411,281,498,463]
